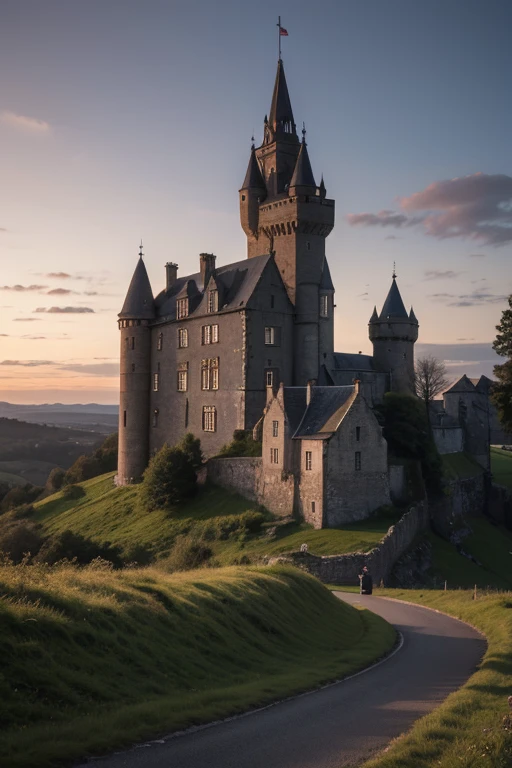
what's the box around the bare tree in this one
[414,355,449,424]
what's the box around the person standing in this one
[359,566,373,595]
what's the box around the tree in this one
[414,355,449,424]
[178,433,203,471]
[491,295,512,432]
[140,444,197,511]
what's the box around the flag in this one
[279,26,288,36]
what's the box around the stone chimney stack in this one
[165,262,178,291]
[306,379,316,406]
[200,253,216,289]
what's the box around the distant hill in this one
[0,402,118,433]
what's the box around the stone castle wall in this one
[207,456,296,517]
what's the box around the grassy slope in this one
[349,588,512,768]
[0,564,395,768]
[32,473,401,562]
[0,470,26,485]
[441,451,485,480]
[491,446,512,489]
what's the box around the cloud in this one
[21,335,47,340]
[1,110,51,134]
[46,288,77,296]
[457,338,476,341]
[423,270,463,280]
[0,334,8,337]
[384,235,399,240]
[1,284,47,292]
[45,272,85,280]
[13,317,40,322]
[34,306,95,314]
[428,289,508,307]
[0,360,55,367]
[59,362,119,376]
[469,253,486,258]
[0,228,7,232]
[347,173,512,245]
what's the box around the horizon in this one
[1,0,510,403]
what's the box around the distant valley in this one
[0,402,118,434]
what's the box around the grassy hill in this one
[491,446,512,488]
[0,563,395,768]
[32,472,402,564]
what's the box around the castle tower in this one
[239,59,335,385]
[369,271,419,394]
[117,245,155,485]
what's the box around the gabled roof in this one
[269,59,297,136]
[119,258,155,320]
[154,253,274,320]
[444,374,476,394]
[470,375,493,394]
[379,278,408,319]
[329,352,376,372]
[241,146,266,191]
[282,387,308,433]
[290,140,316,188]
[294,385,356,439]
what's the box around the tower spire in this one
[268,59,297,138]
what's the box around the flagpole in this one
[278,15,281,60]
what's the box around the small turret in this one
[239,144,266,239]
[369,269,419,394]
[117,244,154,485]
[289,128,317,195]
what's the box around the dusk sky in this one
[1,0,511,403]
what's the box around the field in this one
[0,563,395,768]
[32,472,402,563]
[491,446,512,489]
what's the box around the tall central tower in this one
[239,59,335,385]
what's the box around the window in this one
[123,410,127,427]
[266,370,273,387]
[270,295,275,309]
[152,409,159,427]
[270,447,279,464]
[320,295,329,317]
[202,324,219,345]
[178,328,188,348]
[157,333,163,351]
[153,373,159,391]
[305,451,312,471]
[176,298,189,319]
[306,241,311,251]
[265,326,275,345]
[177,362,188,392]
[355,451,361,471]
[207,289,218,313]
[272,420,279,438]
[311,501,316,514]
[130,336,135,350]
[356,426,361,442]
[201,358,219,390]
[202,405,216,432]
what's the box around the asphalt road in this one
[76,593,486,768]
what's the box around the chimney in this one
[200,253,216,289]
[306,379,316,406]
[165,262,178,291]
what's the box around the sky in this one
[0,0,511,404]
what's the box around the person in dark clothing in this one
[359,566,373,595]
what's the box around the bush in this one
[0,484,43,513]
[140,444,197,511]
[62,484,86,500]
[160,534,213,572]
[63,432,118,484]
[217,430,262,458]
[0,520,43,563]
[46,467,66,493]
[179,433,203,470]
[34,530,122,567]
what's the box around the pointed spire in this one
[369,306,379,323]
[319,258,334,291]
[241,144,266,192]
[409,306,418,323]
[268,59,297,138]
[290,138,316,189]
[119,247,155,320]
[379,277,408,319]
[319,175,326,200]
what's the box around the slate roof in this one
[269,59,297,135]
[294,385,355,439]
[241,147,266,191]
[319,259,334,291]
[282,387,308,433]
[119,258,155,320]
[154,253,273,320]
[329,352,376,372]
[470,375,493,394]
[444,374,476,394]
[379,278,408,320]
[290,140,316,188]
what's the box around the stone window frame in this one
[270,447,279,464]
[153,372,159,392]
[305,451,312,471]
[202,405,216,432]
[177,362,189,392]
[176,298,189,319]
[320,294,329,317]
[178,328,188,348]
[157,333,163,351]
[272,420,279,438]
[201,357,219,390]
[355,451,361,471]
[266,370,273,387]
[311,501,316,514]
[265,326,280,346]
[202,324,219,345]
[207,289,219,313]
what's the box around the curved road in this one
[77,594,485,768]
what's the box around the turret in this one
[117,244,155,485]
[239,145,266,239]
[369,270,419,394]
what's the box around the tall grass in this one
[0,563,395,768]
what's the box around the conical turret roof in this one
[379,278,408,319]
[409,306,418,323]
[369,306,379,323]
[269,59,297,137]
[290,139,316,188]
[241,146,266,191]
[119,257,155,319]
[319,258,334,291]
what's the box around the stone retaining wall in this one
[207,457,262,503]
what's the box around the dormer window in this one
[320,295,329,317]
[207,289,218,313]
[177,298,189,319]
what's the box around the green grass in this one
[0,563,396,768]
[31,473,402,563]
[336,588,512,768]
[491,446,512,489]
[441,451,485,480]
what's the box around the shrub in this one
[217,430,262,458]
[178,433,203,470]
[46,467,66,493]
[160,534,213,572]
[0,520,43,563]
[62,483,86,500]
[0,484,43,513]
[63,432,118,484]
[140,444,197,511]
[34,530,122,567]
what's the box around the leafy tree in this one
[0,484,43,513]
[178,433,203,470]
[46,467,66,493]
[414,355,449,424]
[0,520,43,563]
[140,444,197,511]
[491,295,512,432]
[218,430,262,457]
[63,432,118,484]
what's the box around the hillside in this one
[0,563,395,768]
[0,402,118,433]
[33,473,402,563]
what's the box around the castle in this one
[117,57,420,489]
